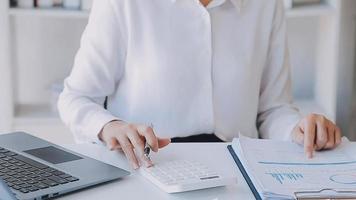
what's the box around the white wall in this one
[287,18,319,99]
[0,1,12,132]
[12,16,86,106]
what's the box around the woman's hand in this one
[99,120,171,169]
[292,114,341,158]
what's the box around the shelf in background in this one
[8,8,89,19]
[14,104,62,126]
[8,4,335,19]
[13,104,74,144]
[286,4,335,18]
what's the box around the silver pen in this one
[144,142,151,161]
[144,123,154,160]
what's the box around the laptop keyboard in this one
[0,147,79,194]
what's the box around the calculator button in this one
[140,159,233,193]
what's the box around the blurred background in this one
[0,0,355,144]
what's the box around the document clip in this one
[295,188,356,200]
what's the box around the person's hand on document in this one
[292,114,341,158]
[99,120,171,169]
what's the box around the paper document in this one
[232,136,356,199]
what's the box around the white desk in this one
[58,143,254,199]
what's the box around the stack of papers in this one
[231,135,356,199]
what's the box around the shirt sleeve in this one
[257,0,302,141]
[58,0,126,143]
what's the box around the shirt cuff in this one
[283,113,302,141]
[84,110,120,145]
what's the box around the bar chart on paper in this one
[231,136,356,199]
[261,164,356,188]
[266,171,304,184]
[237,136,356,193]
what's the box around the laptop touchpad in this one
[24,146,83,164]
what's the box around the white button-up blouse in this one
[58,0,302,143]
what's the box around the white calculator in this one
[140,160,236,193]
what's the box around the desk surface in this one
[58,143,254,199]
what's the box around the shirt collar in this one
[170,0,246,12]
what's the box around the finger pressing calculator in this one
[140,159,236,193]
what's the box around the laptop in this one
[0,177,17,200]
[0,132,130,200]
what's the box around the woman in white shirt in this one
[58,0,341,169]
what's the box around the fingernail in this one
[146,161,153,168]
[307,152,313,159]
[144,157,153,166]
[133,163,139,169]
